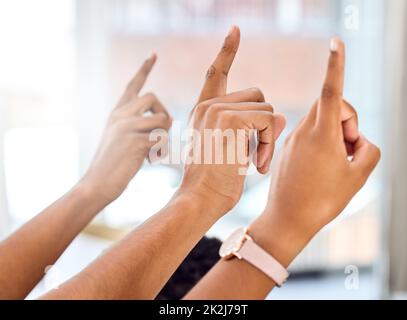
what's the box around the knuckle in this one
[208,103,224,113]
[345,102,359,120]
[144,92,157,101]
[217,110,229,124]
[218,110,235,125]
[221,41,234,55]
[158,114,172,130]
[155,112,167,120]
[221,34,238,55]
[347,102,357,114]
[355,143,381,177]
[369,144,382,161]
[150,114,163,126]
[206,65,217,79]
[248,87,265,102]
[206,103,224,120]
[321,86,336,100]
[354,111,359,124]
[267,112,276,122]
[195,102,207,114]
[194,102,209,119]
[264,102,274,113]
[165,116,173,129]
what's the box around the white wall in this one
[0,96,9,237]
[385,0,407,297]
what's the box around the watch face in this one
[219,228,247,259]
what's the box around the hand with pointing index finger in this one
[81,54,172,205]
[177,26,286,216]
[197,26,241,103]
[249,38,381,268]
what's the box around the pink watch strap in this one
[239,237,289,287]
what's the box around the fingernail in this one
[227,25,236,36]
[257,155,266,169]
[260,161,270,175]
[330,38,339,52]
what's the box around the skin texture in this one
[181,26,286,214]
[40,26,284,300]
[179,90,286,214]
[0,55,171,300]
[1,28,379,301]
[185,38,381,300]
[82,54,172,203]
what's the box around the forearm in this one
[41,194,221,300]
[184,213,310,300]
[0,183,107,299]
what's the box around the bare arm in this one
[41,194,221,299]
[0,55,171,299]
[184,215,303,300]
[41,26,286,300]
[185,38,381,300]
[0,185,108,299]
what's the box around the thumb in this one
[272,113,287,141]
[257,113,287,174]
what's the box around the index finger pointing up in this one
[319,37,346,118]
[197,26,241,103]
[118,53,157,107]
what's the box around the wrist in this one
[249,211,313,268]
[170,188,226,221]
[73,180,112,210]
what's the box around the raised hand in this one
[39,28,287,300]
[251,38,381,267]
[185,38,381,301]
[81,54,172,204]
[179,26,286,215]
[0,55,173,300]
[197,26,241,103]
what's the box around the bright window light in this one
[4,127,79,222]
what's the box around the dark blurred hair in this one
[156,236,222,300]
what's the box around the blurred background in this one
[0,0,406,300]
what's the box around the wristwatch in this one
[219,227,289,287]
